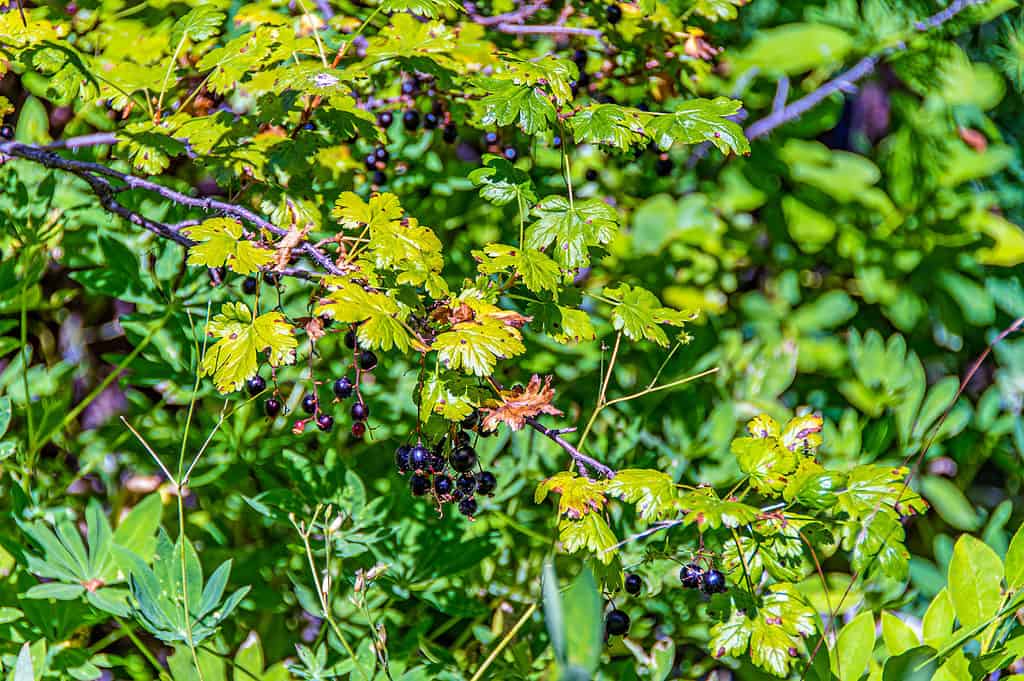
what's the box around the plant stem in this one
[468,602,538,681]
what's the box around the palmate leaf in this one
[468,154,537,206]
[419,371,481,422]
[433,317,525,376]
[677,488,759,529]
[527,300,597,344]
[201,302,297,393]
[535,471,609,519]
[478,79,557,135]
[643,97,750,156]
[731,436,798,496]
[558,515,618,564]
[527,196,618,270]
[602,283,693,346]
[379,0,461,17]
[498,55,578,105]
[196,29,275,95]
[474,243,561,293]
[314,278,415,352]
[568,104,648,150]
[182,218,273,275]
[170,6,225,46]
[605,469,678,521]
[836,464,927,519]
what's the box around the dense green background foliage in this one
[3,0,1024,679]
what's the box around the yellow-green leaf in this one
[201,302,297,393]
[182,218,273,275]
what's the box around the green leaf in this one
[921,588,954,650]
[433,309,526,376]
[558,514,617,564]
[881,611,919,657]
[730,23,854,75]
[478,79,556,135]
[603,283,692,347]
[474,244,561,294]
[542,561,566,665]
[1006,523,1024,589]
[182,218,274,275]
[693,0,744,21]
[315,279,415,352]
[605,469,677,521]
[171,6,225,45]
[527,196,618,270]
[731,436,797,496]
[920,476,981,531]
[201,302,297,393]
[14,642,34,681]
[948,534,1003,629]
[568,104,647,150]
[468,154,537,206]
[831,610,875,681]
[112,494,162,563]
[379,0,461,17]
[562,568,602,673]
[678,488,759,529]
[419,372,479,422]
[0,396,10,438]
[25,582,86,600]
[643,98,750,155]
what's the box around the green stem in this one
[468,603,538,681]
[19,250,36,459]
[115,616,171,680]
[156,36,187,118]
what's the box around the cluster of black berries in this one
[679,562,727,594]
[377,74,458,145]
[247,328,378,438]
[482,130,518,162]
[0,125,12,140]
[604,572,643,637]
[395,421,497,519]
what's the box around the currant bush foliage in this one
[3,0,1024,680]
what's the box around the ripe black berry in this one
[552,135,562,147]
[679,563,703,589]
[378,111,393,127]
[395,445,411,473]
[333,376,354,399]
[374,146,389,163]
[264,398,282,418]
[702,569,727,594]
[242,277,258,294]
[372,170,387,186]
[358,350,378,371]
[483,131,499,146]
[403,110,421,131]
[605,609,630,636]
[454,430,471,446]
[364,153,378,170]
[410,473,430,496]
[316,414,334,432]
[351,421,366,438]
[624,573,642,595]
[476,471,497,496]
[442,124,457,143]
[246,375,266,396]
[424,112,439,129]
[461,410,480,430]
[585,168,599,182]
[428,451,447,474]
[302,121,316,131]
[456,473,477,495]
[655,155,673,177]
[1,125,14,140]
[301,393,318,414]
[458,496,477,517]
[409,444,430,471]
[344,329,358,349]
[572,49,587,66]
[434,474,454,497]
[605,3,622,24]
[401,79,418,96]
[450,446,477,473]
[503,146,517,161]
[351,401,369,421]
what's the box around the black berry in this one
[351,401,369,421]
[1,125,14,140]
[264,398,282,418]
[483,131,499,146]
[585,168,599,182]
[374,146,389,163]
[242,277,258,295]
[605,4,622,24]
[378,111,393,128]
[246,375,266,396]
[458,496,477,517]
[395,445,411,473]
[333,376,354,399]
[572,49,587,67]
[434,474,454,497]
[454,430,471,446]
[442,124,457,143]
[401,79,418,96]
[316,414,334,432]
[364,153,378,171]
[403,110,421,131]
[410,473,430,496]
[301,393,318,414]
[624,573,642,595]
[655,155,673,177]
[302,121,316,131]
[358,350,378,371]
[503,146,518,161]
[476,471,497,496]
[552,135,562,146]
[450,446,477,473]
[424,112,439,130]
[344,329,358,349]
[456,473,477,495]
[679,563,703,589]
[372,170,387,186]
[351,421,366,438]
[702,569,727,594]
[428,451,447,474]
[461,410,480,430]
[605,609,630,636]
[409,444,430,471]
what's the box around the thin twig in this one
[464,1,547,26]
[526,417,616,479]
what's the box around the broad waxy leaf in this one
[603,283,692,346]
[182,218,274,275]
[947,534,1003,629]
[528,197,618,270]
[201,302,297,393]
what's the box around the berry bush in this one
[3,0,1024,679]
